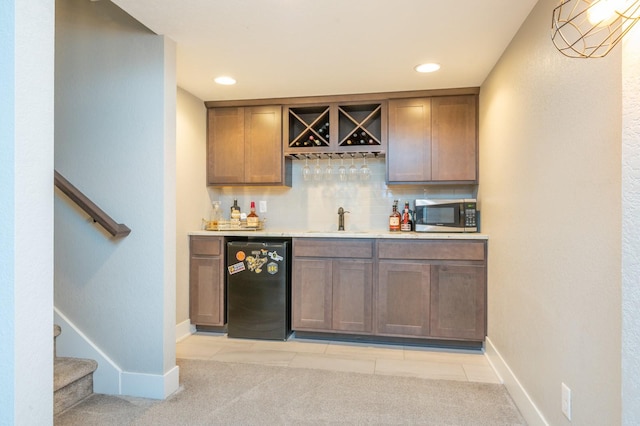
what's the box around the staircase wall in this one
[54,309,121,395]
[54,0,178,399]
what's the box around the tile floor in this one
[176,332,501,384]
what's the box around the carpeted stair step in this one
[54,356,98,415]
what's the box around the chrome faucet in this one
[338,207,350,231]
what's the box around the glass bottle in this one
[247,201,259,228]
[210,201,221,230]
[401,201,412,232]
[389,200,401,232]
[230,199,241,222]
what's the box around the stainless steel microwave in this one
[414,199,478,233]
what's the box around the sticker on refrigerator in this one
[268,251,283,261]
[228,262,245,275]
[267,262,278,275]
[246,255,268,274]
[235,251,246,261]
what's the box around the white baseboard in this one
[54,307,180,399]
[175,319,195,342]
[121,365,180,399]
[485,337,549,426]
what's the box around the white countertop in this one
[189,229,488,240]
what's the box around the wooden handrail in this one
[54,170,131,238]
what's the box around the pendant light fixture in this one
[551,0,640,58]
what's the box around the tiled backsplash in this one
[207,157,475,232]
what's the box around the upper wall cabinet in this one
[207,105,292,186]
[387,95,478,184]
[283,102,387,156]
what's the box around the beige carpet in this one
[55,359,526,425]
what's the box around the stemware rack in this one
[286,152,382,160]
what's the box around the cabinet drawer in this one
[378,240,485,261]
[190,236,222,256]
[294,238,374,258]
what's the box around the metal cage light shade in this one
[551,0,640,58]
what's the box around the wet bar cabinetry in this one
[189,236,225,327]
[292,238,374,333]
[204,88,478,182]
[387,94,478,184]
[290,237,487,343]
[206,105,291,186]
[377,240,486,341]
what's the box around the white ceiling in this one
[111,0,539,102]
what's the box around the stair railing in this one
[54,170,131,238]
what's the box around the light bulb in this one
[587,0,625,26]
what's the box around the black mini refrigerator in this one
[226,240,291,340]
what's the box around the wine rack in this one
[338,104,382,147]
[284,101,386,156]
[287,106,330,149]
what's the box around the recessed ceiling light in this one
[414,63,441,73]
[214,76,237,85]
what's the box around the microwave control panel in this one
[464,203,477,228]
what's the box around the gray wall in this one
[481,0,627,423]
[0,0,55,423]
[54,0,177,397]
[176,88,208,328]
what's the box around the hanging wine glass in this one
[325,154,333,181]
[314,155,323,181]
[348,153,358,181]
[338,154,347,182]
[302,155,312,181]
[360,153,370,181]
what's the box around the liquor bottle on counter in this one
[401,201,412,232]
[389,200,401,232]
[247,201,259,228]
[230,199,241,222]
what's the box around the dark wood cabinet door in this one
[431,95,477,182]
[245,106,283,184]
[207,105,289,186]
[189,255,224,326]
[377,261,431,337]
[292,258,333,331]
[387,98,432,182]
[207,107,245,184]
[430,264,486,340]
[332,260,373,333]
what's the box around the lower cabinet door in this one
[376,261,431,337]
[332,260,373,333]
[430,265,486,340]
[189,255,224,326]
[292,259,333,331]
